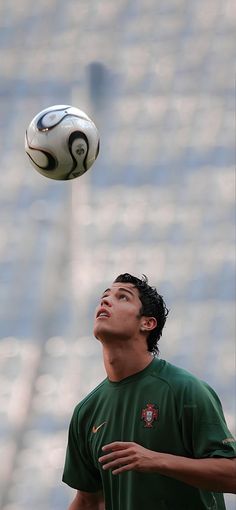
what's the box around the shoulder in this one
[155,359,226,425]
[71,378,108,422]
[154,358,201,385]
[156,359,221,404]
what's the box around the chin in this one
[93,325,114,343]
[93,325,106,341]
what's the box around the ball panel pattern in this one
[25,105,99,180]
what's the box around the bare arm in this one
[154,453,236,493]
[68,490,105,510]
[99,442,236,493]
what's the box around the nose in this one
[101,295,112,307]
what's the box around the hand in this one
[98,441,158,475]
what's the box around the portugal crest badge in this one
[141,403,158,428]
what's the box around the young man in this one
[63,273,236,510]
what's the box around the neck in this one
[102,344,153,382]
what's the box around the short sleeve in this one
[180,379,236,459]
[62,406,102,492]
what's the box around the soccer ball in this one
[25,104,100,180]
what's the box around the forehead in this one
[112,282,136,292]
[103,282,140,298]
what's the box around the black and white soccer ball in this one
[25,105,100,180]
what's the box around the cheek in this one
[117,311,138,327]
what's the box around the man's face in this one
[94,282,143,342]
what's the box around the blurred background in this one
[0,0,235,508]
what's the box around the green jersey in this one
[63,358,236,509]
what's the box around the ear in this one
[140,317,157,332]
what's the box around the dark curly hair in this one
[114,273,169,356]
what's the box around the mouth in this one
[96,308,111,319]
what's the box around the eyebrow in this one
[102,287,135,297]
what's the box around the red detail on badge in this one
[141,403,158,428]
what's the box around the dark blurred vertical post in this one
[87,61,109,117]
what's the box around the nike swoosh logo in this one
[92,421,107,433]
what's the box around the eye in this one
[101,294,109,301]
[119,294,128,301]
